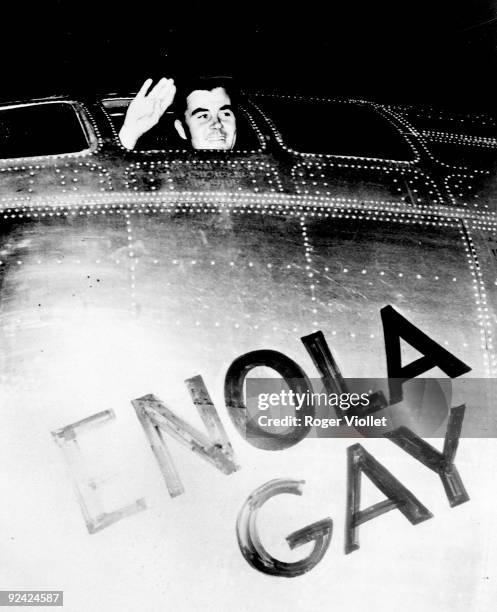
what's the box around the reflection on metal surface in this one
[1,94,496,579]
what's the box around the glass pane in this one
[257,98,415,160]
[0,103,89,158]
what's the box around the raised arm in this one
[119,77,176,150]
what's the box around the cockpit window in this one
[102,98,264,152]
[255,98,416,161]
[0,102,90,159]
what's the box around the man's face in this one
[174,87,237,150]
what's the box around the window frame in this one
[0,100,99,163]
[248,96,421,166]
[100,96,267,156]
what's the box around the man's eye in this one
[222,111,233,118]
[196,113,209,120]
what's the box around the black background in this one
[2,0,496,110]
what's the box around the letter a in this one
[345,443,432,553]
[381,305,471,404]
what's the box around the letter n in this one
[345,443,432,553]
[132,375,238,497]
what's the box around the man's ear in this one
[174,119,187,140]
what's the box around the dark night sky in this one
[2,0,497,110]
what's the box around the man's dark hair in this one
[172,76,238,120]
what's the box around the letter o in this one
[224,349,314,450]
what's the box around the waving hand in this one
[119,77,176,150]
